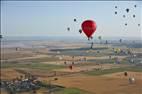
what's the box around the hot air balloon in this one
[98,36,102,44]
[79,29,82,33]
[90,42,93,49]
[74,19,77,22]
[81,20,97,40]
[123,15,126,18]
[119,39,122,43]
[126,8,129,13]
[72,62,74,65]
[105,40,108,44]
[115,11,117,14]
[69,65,73,70]
[67,27,70,31]
[134,5,137,8]
[98,36,101,40]
[0,34,2,39]
[138,24,140,27]
[133,15,135,18]
[129,77,135,84]
[109,55,112,59]
[64,61,67,65]
[115,6,117,8]
[54,78,58,80]
[124,72,128,76]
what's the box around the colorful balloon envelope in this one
[81,20,97,39]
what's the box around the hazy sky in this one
[1,1,142,39]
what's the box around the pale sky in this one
[1,1,142,39]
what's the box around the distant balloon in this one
[123,15,126,18]
[126,8,129,13]
[79,29,82,33]
[97,50,100,53]
[90,42,93,49]
[69,65,72,70]
[64,61,67,65]
[105,40,108,44]
[119,39,122,43]
[0,34,2,39]
[115,11,117,14]
[134,5,137,8]
[133,15,135,18]
[67,27,70,31]
[109,55,111,59]
[125,23,127,26]
[124,72,128,76]
[81,20,97,40]
[98,36,102,40]
[129,77,135,84]
[115,6,117,8]
[74,19,77,22]
[72,62,74,65]
[54,78,58,80]
[138,24,140,27]
[98,36,102,44]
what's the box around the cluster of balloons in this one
[67,19,77,32]
[114,4,140,27]
[67,4,141,44]
[67,19,97,41]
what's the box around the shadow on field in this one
[50,47,108,52]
